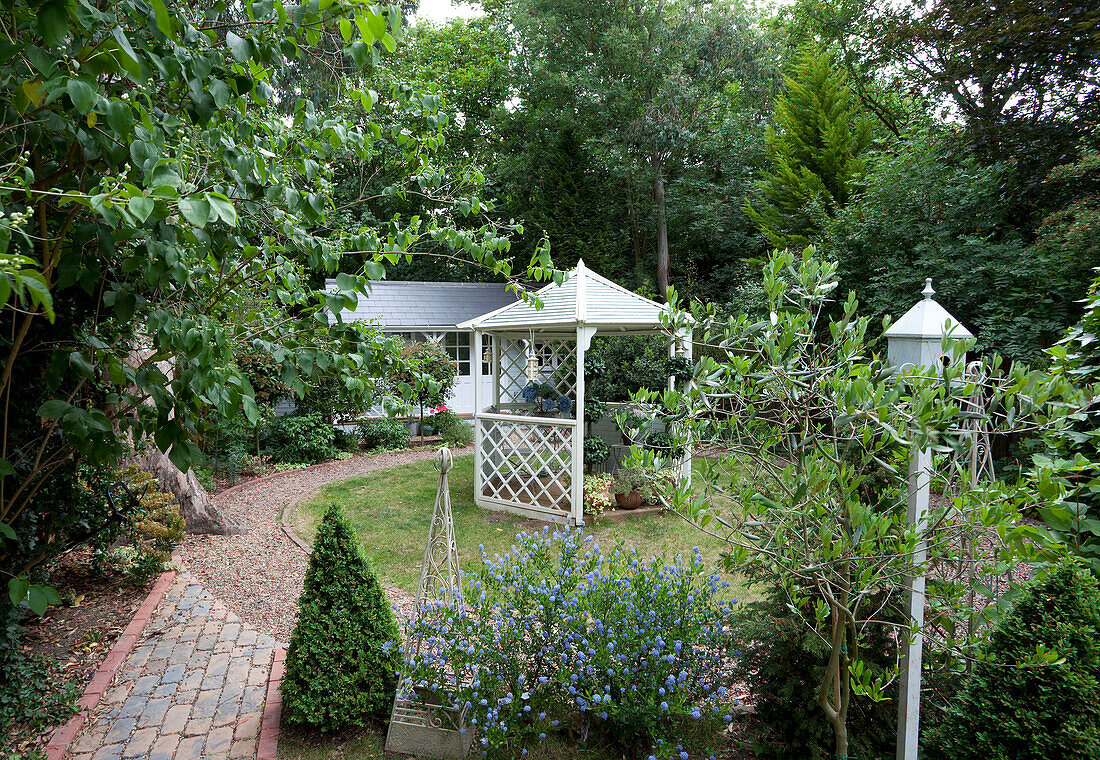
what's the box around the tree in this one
[877,0,1100,220]
[0,0,549,614]
[282,504,401,730]
[745,46,872,249]
[485,0,776,297]
[824,122,1092,364]
[645,247,1073,757]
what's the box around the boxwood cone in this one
[926,562,1100,759]
[282,504,401,730]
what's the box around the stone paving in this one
[67,572,279,760]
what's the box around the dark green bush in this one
[262,413,336,464]
[926,563,1100,760]
[356,418,412,451]
[332,427,359,453]
[730,589,897,760]
[442,420,474,448]
[584,435,611,467]
[282,505,401,731]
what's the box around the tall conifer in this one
[746,47,871,249]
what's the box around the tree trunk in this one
[135,448,245,535]
[653,152,669,298]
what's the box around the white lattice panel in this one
[497,338,577,407]
[478,416,575,517]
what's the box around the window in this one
[442,332,471,376]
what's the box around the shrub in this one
[356,418,412,451]
[584,436,611,468]
[401,528,739,760]
[425,406,459,435]
[332,427,359,453]
[926,562,1100,760]
[582,474,614,515]
[611,466,653,497]
[442,420,474,448]
[282,505,401,731]
[729,589,898,760]
[262,413,336,464]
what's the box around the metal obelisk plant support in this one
[385,448,473,758]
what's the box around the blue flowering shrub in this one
[400,527,739,759]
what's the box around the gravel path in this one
[178,447,469,644]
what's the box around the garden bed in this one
[5,549,155,757]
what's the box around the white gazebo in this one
[458,261,691,524]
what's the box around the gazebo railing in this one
[476,412,577,521]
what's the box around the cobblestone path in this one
[66,572,278,760]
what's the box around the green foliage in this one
[262,414,337,465]
[730,589,897,760]
[655,247,1076,757]
[745,46,872,249]
[586,336,689,403]
[283,505,401,731]
[393,342,459,413]
[611,466,653,497]
[584,436,612,468]
[0,0,549,603]
[355,418,412,451]
[926,563,1100,760]
[0,634,79,756]
[441,420,474,448]
[1032,268,1100,573]
[827,123,1091,363]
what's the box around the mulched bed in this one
[6,549,154,757]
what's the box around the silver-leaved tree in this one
[635,247,1076,757]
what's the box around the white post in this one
[473,329,483,504]
[573,327,586,525]
[897,444,931,760]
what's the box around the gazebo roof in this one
[883,278,974,340]
[458,260,671,332]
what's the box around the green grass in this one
[289,453,752,602]
[277,728,384,760]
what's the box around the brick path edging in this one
[45,564,179,760]
[256,647,286,760]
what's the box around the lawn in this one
[287,453,753,602]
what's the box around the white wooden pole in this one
[897,443,931,760]
[473,329,483,505]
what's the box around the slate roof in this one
[325,279,519,330]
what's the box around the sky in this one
[413,0,482,22]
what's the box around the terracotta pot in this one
[615,490,644,510]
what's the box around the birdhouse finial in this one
[922,277,935,301]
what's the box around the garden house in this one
[325,280,518,416]
[458,260,692,524]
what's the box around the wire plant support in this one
[385,447,473,758]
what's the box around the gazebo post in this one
[573,326,586,524]
[473,329,483,503]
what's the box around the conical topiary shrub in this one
[926,562,1100,760]
[282,504,401,731]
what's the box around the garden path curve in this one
[179,446,469,644]
[63,447,466,760]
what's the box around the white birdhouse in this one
[884,278,973,371]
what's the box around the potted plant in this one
[521,382,572,417]
[611,466,652,510]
